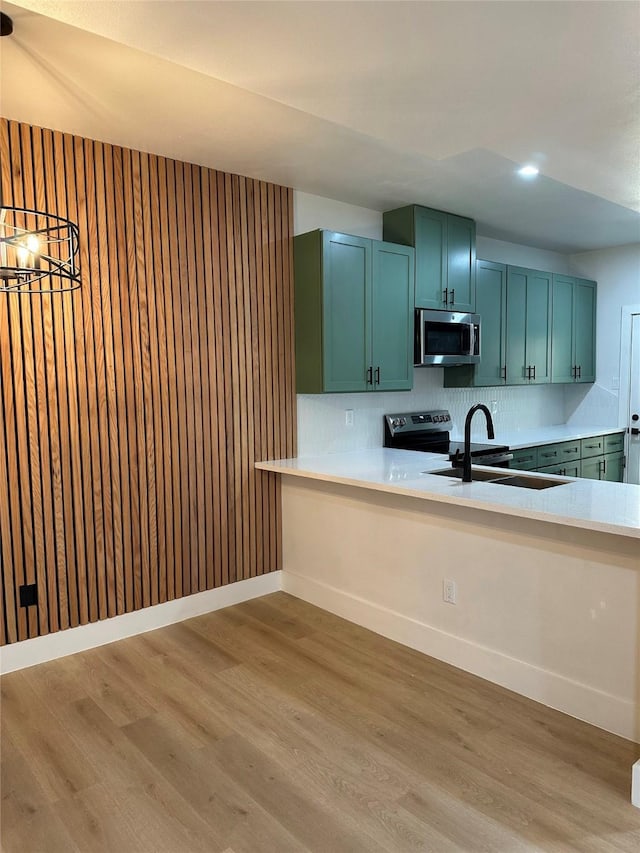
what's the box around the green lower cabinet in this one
[506,432,625,482]
[603,452,624,482]
[580,456,604,480]
[604,433,625,454]
[294,230,414,393]
[581,436,604,458]
[538,462,581,478]
[509,447,539,471]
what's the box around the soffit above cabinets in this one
[2,0,640,253]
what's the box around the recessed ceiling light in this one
[518,165,539,178]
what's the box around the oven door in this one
[415,309,480,366]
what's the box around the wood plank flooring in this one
[2,592,639,852]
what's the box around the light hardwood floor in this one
[1,592,639,852]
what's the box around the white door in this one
[626,313,640,484]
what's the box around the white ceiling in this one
[2,0,640,253]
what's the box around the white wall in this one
[281,478,639,741]
[293,191,569,455]
[565,244,640,427]
[476,235,570,274]
[294,191,382,239]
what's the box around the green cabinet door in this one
[551,274,575,383]
[525,269,552,384]
[580,456,604,480]
[551,275,596,384]
[447,215,476,312]
[574,279,596,383]
[371,241,414,391]
[603,452,624,482]
[412,207,447,308]
[506,266,551,384]
[382,205,476,311]
[323,232,371,392]
[444,260,506,388]
[505,267,528,384]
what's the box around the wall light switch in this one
[345,409,354,427]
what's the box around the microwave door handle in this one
[420,312,426,362]
[469,323,475,357]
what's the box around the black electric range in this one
[383,409,511,466]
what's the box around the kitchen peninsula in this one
[257,449,640,743]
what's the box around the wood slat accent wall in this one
[0,119,295,645]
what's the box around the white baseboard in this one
[282,570,637,743]
[1,572,282,674]
[633,761,640,809]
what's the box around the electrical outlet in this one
[345,409,354,427]
[443,578,457,605]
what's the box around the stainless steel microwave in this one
[414,309,481,366]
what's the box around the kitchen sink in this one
[429,467,504,482]
[491,475,570,490]
[429,467,570,489]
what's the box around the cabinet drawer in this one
[509,447,539,470]
[536,440,580,465]
[538,462,580,478]
[604,432,625,454]
[580,436,604,459]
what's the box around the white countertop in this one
[452,424,625,450]
[256,448,640,540]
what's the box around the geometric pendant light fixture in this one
[0,206,82,294]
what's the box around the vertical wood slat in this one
[17,123,49,637]
[6,121,38,640]
[0,118,295,645]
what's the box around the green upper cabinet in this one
[322,232,370,393]
[505,266,552,384]
[294,230,414,394]
[371,241,414,391]
[444,260,506,388]
[574,279,597,383]
[382,205,476,312]
[551,275,596,383]
[551,275,575,383]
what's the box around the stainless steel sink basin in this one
[492,475,570,490]
[429,467,504,482]
[428,467,570,489]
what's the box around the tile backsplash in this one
[297,369,566,456]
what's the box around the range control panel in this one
[385,410,452,436]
